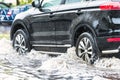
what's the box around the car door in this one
[29,0,63,49]
[53,0,89,47]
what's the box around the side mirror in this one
[8,3,12,8]
[32,0,42,8]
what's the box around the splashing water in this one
[0,38,120,80]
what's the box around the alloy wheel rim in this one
[78,37,93,63]
[14,33,27,55]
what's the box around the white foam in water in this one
[0,38,14,54]
[0,38,51,79]
[95,57,120,69]
[38,47,91,79]
[93,76,110,80]
[0,38,49,66]
[0,38,119,80]
[39,47,85,71]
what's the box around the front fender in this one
[10,19,30,41]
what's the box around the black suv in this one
[10,0,120,64]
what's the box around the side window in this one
[0,4,8,8]
[65,0,82,4]
[42,0,62,8]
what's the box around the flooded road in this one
[0,37,120,80]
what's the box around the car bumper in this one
[97,36,120,54]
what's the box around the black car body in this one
[10,0,120,64]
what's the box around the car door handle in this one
[49,13,55,18]
[76,10,83,15]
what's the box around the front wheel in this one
[76,32,99,64]
[12,29,31,55]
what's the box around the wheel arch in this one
[72,23,97,47]
[10,20,30,41]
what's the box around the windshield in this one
[42,0,62,8]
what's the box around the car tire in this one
[12,29,31,55]
[76,32,99,64]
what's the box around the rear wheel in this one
[12,29,31,55]
[76,32,99,64]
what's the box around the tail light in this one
[107,38,120,42]
[100,2,120,10]
[7,10,12,16]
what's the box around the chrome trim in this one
[32,44,71,47]
[32,31,69,36]
[102,50,119,54]
[39,51,65,55]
